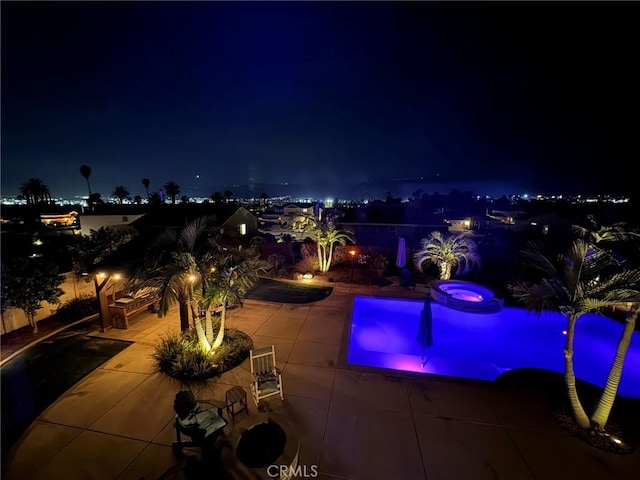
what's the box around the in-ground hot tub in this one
[430,280,502,313]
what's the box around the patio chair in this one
[250,345,284,406]
[172,390,228,456]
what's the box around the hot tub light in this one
[562,330,567,335]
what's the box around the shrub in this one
[54,294,98,322]
[370,253,390,277]
[293,256,319,275]
[152,328,253,381]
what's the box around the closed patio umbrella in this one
[417,299,433,366]
[395,236,406,268]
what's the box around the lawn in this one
[246,277,333,303]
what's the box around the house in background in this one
[78,204,259,241]
[339,203,447,250]
[282,202,323,223]
[131,204,259,241]
[79,212,145,236]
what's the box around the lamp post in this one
[349,249,356,283]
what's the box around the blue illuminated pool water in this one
[348,296,640,399]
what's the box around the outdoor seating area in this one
[2,282,639,480]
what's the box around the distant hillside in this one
[211,179,535,201]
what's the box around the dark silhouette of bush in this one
[54,294,98,322]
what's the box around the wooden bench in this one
[108,295,158,329]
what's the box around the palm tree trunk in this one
[212,301,227,349]
[591,304,638,428]
[179,301,190,331]
[205,308,214,344]
[317,244,324,273]
[440,262,451,280]
[564,314,590,429]
[326,244,334,273]
[193,313,211,351]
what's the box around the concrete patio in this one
[2,282,639,479]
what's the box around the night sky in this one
[2,1,638,200]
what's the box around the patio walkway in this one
[2,282,639,479]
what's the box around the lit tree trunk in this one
[193,312,210,351]
[326,243,334,273]
[205,308,214,344]
[321,244,329,273]
[317,243,324,273]
[440,262,451,280]
[212,298,227,349]
[591,304,638,428]
[565,313,590,429]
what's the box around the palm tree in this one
[292,215,317,231]
[20,178,49,205]
[130,217,219,332]
[209,252,269,349]
[112,185,131,204]
[164,181,180,205]
[309,222,355,274]
[80,165,92,197]
[509,238,640,430]
[224,190,234,204]
[572,219,640,429]
[260,192,269,207]
[413,231,481,280]
[142,178,150,198]
[193,249,269,350]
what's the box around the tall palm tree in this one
[413,231,481,280]
[80,165,92,197]
[260,192,268,207]
[112,185,131,204]
[142,178,150,199]
[509,238,640,430]
[164,181,180,205]
[309,222,355,274]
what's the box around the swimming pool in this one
[347,296,640,399]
